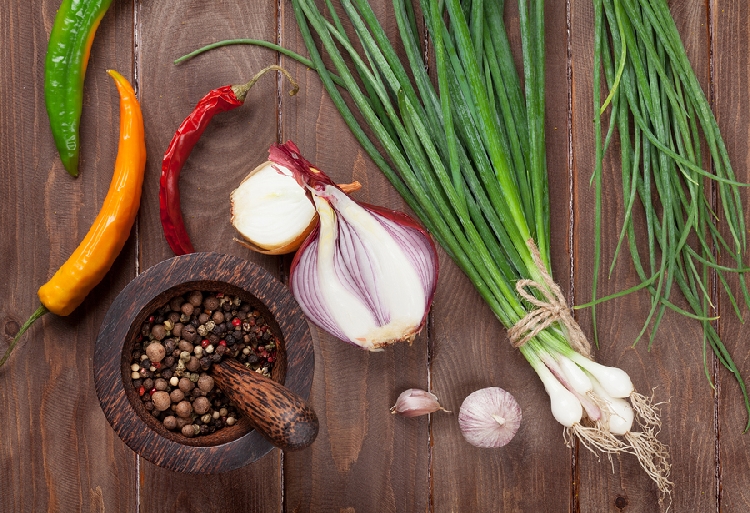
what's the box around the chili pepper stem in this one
[231,65,300,102]
[0,305,49,368]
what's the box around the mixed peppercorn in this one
[129,290,278,438]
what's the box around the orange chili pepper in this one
[1,70,146,368]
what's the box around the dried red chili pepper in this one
[159,65,299,255]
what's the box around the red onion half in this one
[271,142,439,351]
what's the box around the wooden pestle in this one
[211,358,319,450]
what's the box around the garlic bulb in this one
[458,387,522,448]
[270,141,439,351]
[391,388,446,417]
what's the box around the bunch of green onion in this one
[592,0,750,426]
[178,0,671,496]
[289,0,673,493]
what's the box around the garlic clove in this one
[390,388,445,417]
[458,387,522,448]
[230,161,317,254]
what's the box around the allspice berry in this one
[151,391,171,412]
[169,297,184,312]
[178,377,195,393]
[178,339,194,353]
[154,378,168,391]
[170,389,185,403]
[193,396,211,415]
[145,341,166,363]
[181,424,196,438]
[180,301,194,317]
[151,324,167,341]
[186,356,201,372]
[188,291,203,307]
[163,416,178,430]
[175,400,193,418]
[197,375,215,393]
[203,296,220,311]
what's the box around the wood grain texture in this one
[0,0,139,512]
[212,358,319,451]
[713,1,750,511]
[3,0,749,511]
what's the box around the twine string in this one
[507,240,591,357]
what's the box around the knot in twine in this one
[507,240,591,357]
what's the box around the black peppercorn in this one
[181,324,197,343]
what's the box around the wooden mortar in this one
[94,252,316,473]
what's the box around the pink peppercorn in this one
[219,340,227,346]
[201,339,210,348]
[231,318,242,327]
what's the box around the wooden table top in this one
[2,1,749,511]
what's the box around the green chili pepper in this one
[44,0,113,177]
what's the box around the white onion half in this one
[230,161,316,255]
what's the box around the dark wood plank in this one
[713,0,750,510]
[0,0,138,511]
[429,2,574,512]
[280,1,431,511]
[570,0,717,511]
[136,0,284,510]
